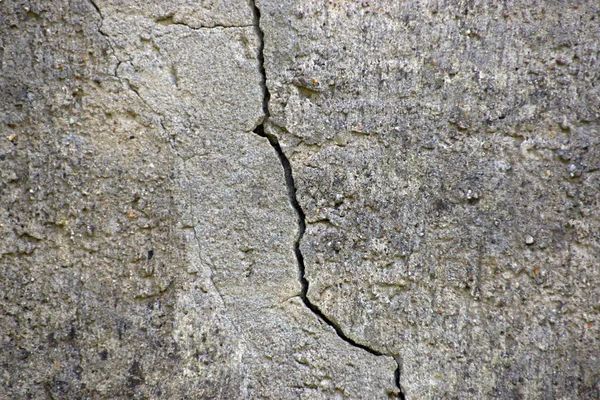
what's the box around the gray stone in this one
[1,0,599,398]
[258,0,600,398]
[0,0,396,398]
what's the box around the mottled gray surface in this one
[259,0,600,398]
[1,0,599,399]
[0,0,396,398]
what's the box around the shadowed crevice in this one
[251,2,405,398]
[253,125,386,359]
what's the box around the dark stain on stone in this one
[127,360,145,388]
[48,333,58,347]
[68,325,76,341]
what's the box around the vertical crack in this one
[250,2,405,398]
[251,3,270,119]
[88,0,121,78]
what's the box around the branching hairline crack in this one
[88,0,169,127]
[250,1,405,398]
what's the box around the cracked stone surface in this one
[1,0,599,399]
[258,0,600,398]
[0,0,397,398]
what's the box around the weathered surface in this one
[259,0,600,398]
[1,0,599,398]
[0,0,396,398]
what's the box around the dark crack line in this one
[88,0,101,16]
[251,2,405,399]
[251,4,270,119]
[88,0,121,79]
[155,17,255,30]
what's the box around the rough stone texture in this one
[259,0,600,398]
[0,0,396,398]
[1,0,599,399]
